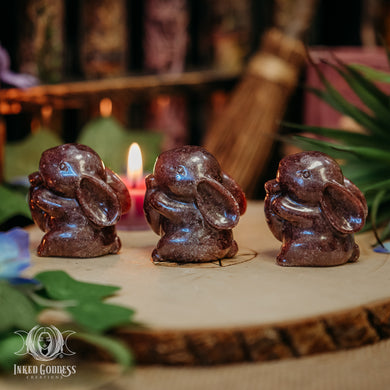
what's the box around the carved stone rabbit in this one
[144,145,247,263]
[29,143,131,257]
[264,151,367,266]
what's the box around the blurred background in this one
[0,0,389,229]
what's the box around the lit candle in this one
[117,143,148,230]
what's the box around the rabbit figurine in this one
[264,151,367,266]
[29,143,131,258]
[144,145,247,263]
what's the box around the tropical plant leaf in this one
[349,64,390,83]
[283,121,382,147]
[380,220,390,241]
[339,162,387,188]
[323,59,390,125]
[286,135,348,159]
[363,204,390,232]
[370,189,387,244]
[292,56,390,241]
[292,135,390,163]
[363,179,390,192]
[307,86,388,137]
[344,63,390,104]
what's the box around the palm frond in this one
[288,54,390,241]
[349,64,390,83]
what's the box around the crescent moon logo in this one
[14,325,76,362]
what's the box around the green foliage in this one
[1,128,62,225]
[35,270,120,302]
[2,119,162,226]
[0,185,31,225]
[35,271,135,333]
[0,334,25,370]
[287,57,390,241]
[67,301,134,333]
[0,271,137,371]
[0,281,39,370]
[5,128,62,182]
[349,64,390,83]
[78,117,162,173]
[0,281,37,334]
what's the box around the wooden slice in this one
[27,202,390,365]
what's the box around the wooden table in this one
[26,202,390,365]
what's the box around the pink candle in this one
[117,143,149,230]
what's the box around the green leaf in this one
[380,220,390,241]
[349,64,390,83]
[307,86,388,138]
[363,204,390,232]
[325,60,390,125]
[371,190,387,241]
[34,271,136,334]
[326,58,390,113]
[283,121,382,147]
[0,334,24,370]
[67,301,135,333]
[0,185,31,224]
[74,332,133,368]
[341,161,387,186]
[77,117,162,173]
[363,178,390,192]
[35,270,120,302]
[344,63,390,105]
[0,281,37,334]
[5,128,62,181]
[291,136,390,164]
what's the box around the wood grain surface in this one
[26,202,390,365]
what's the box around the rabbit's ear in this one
[196,178,240,230]
[76,175,121,227]
[343,178,368,218]
[144,175,163,235]
[105,168,131,214]
[221,172,247,215]
[320,181,366,234]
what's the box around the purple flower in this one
[0,228,30,280]
[0,44,39,88]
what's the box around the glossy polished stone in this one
[29,143,131,258]
[144,145,247,263]
[264,151,368,267]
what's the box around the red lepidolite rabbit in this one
[265,151,367,266]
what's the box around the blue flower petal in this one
[0,228,31,280]
[8,277,40,285]
[374,242,390,254]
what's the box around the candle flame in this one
[127,143,143,186]
[99,98,112,117]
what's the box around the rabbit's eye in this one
[177,166,186,176]
[302,170,310,178]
